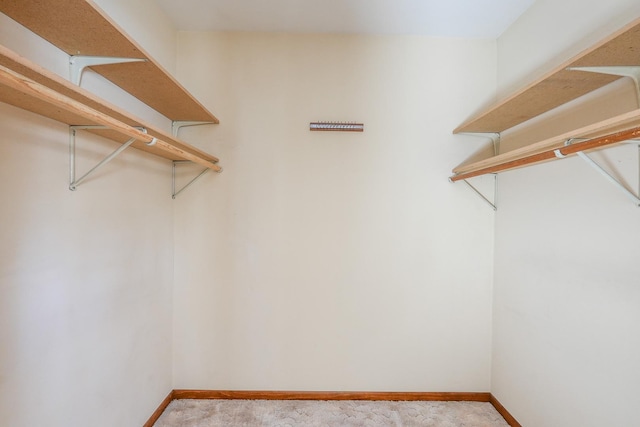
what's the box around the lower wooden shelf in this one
[0,44,221,171]
[451,109,640,181]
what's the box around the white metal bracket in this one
[172,120,217,138]
[69,125,155,191]
[563,138,640,206]
[452,132,500,211]
[459,132,501,155]
[69,55,147,85]
[462,175,498,211]
[172,160,210,199]
[566,66,640,105]
[170,121,217,198]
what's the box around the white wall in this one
[493,1,640,425]
[172,32,498,392]
[0,1,178,426]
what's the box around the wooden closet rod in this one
[0,64,221,172]
[450,126,640,182]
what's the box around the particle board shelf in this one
[0,0,218,123]
[451,109,640,181]
[451,18,640,208]
[0,44,220,171]
[454,17,640,134]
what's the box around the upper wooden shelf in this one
[454,17,640,134]
[0,0,218,123]
[0,43,220,171]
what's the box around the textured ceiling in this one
[153,0,536,38]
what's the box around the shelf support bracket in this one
[563,138,640,206]
[452,132,500,210]
[170,121,217,198]
[172,160,210,199]
[172,120,216,138]
[69,55,147,86]
[459,132,501,155]
[69,125,153,191]
[566,66,640,105]
[453,176,498,211]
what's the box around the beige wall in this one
[172,32,497,391]
[11,1,640,424]
[0,2,177,426]
[493,1,640,426]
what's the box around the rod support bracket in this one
[69,125,146,190]
[453,174,497,211]
[453,132,500,210]
[575,144,640,207]
[554,137,640,206]
[172,160,210,199]
[553,149,567,158]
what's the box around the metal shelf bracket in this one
[459,132,501,155]
[459,175,498,211]
[69,125,153,191]
[170,121,217,198]
[69,55,146,85]
[452,132,500,211]
[563,138,640,206]
[567,66,640,104]
[172,160,210,199]
[172,120,216,138]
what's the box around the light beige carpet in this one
[153,399,510,426]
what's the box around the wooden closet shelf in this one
[454,17,640,134]
[0,0,218,123]
[450,109,640,181]
[0,44,220,170]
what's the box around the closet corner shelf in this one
[451,16,640,182]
